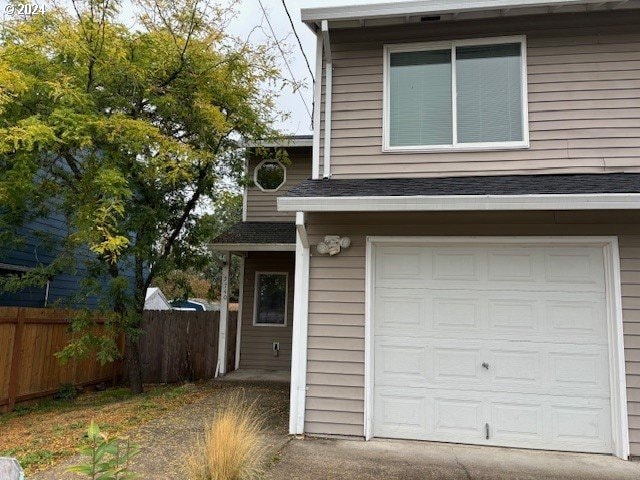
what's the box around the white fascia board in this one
[301,0,624,23]
[211,243,295,251]
[244,137,313,148]
[278,194,640,212]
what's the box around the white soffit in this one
[301,0,638,28]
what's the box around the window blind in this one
[456,43,523,144]
[389,49,452,147]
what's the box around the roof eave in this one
[301,0,630,26]
[210,243,296,252]
[278,193,640,213]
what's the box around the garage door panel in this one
[375,245,605,292]
[375,342,430,383]
[492,402,544,441]
[375,392,428,438]
[377,337,609,397]
[552,405,611,447]
[433,251,481,281]
[546,300,606,336]
[544,251,605,286]
[373,242,613,454]
[488,251,537,282]
[375,289,607,344]
[374,386,612,452]
[489,349,542,386]
[489,299,539,331]
[434,297,482,329]
[375,336,609,398]
[375,292,427,330]
[549,348,610,391]
[434,397,484,436]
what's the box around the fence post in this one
[217,251,231,377]
[7,308,25,411]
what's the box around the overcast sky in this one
[230,0,388,135]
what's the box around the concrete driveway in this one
[267,437,640,480]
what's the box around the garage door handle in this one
[482,362,489,370]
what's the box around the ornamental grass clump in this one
[186,394,268,480]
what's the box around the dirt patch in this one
[28,381,290,480]
[0,383,209,475]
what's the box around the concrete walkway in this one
[267,437,640,480]
[218,368,290,383]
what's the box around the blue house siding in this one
[0,210,133,309]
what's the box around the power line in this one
[281,0,314,83]
[256,0,312,120]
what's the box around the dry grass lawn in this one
[0,382,210,476]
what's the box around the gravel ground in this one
[30,381,290,480]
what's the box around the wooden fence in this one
[137,310,236,383]
[0,308,235,412]
[0,307,119,412]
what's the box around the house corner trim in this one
[289,212,311,434]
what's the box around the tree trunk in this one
[126,334,144,394]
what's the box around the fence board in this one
[138,310,236,383]
[0,308,236,411]
[0,307,120,412]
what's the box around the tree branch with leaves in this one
[0,0,288,393]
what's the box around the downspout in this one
[321,20,332,179]
[312,31,323,179]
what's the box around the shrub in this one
[185,394,267,480]
[56,383,77,401]
[67,421,139,480]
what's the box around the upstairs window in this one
[254,159,286,192]
[384,36,528,152]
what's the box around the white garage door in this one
[373,241,613,454]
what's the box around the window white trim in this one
[382,35,530,153]
[364,236,629,459]
[254,159,287,192]
[252,271,289,327]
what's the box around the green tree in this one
[0,0,286,393]
[152,191,243,302]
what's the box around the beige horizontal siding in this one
[239,252,294,370]
[245,149,311,222]
[317,10,640,178]
[303,210,640,456]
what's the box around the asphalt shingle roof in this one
[285,173,640,198]
[212,222,295,244]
